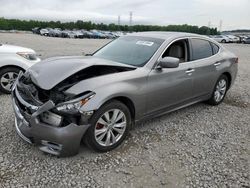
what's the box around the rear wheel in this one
[85,100,131,152]
[207,75,228,105]
[0,67,21,94]
[221,39,226,43]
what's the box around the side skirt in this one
[134,94,210,125]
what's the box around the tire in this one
[0,67,22,94]
[206,75,228,106]
[85,100,131,152]
[221,39,226,43]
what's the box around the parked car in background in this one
[39,29,49,36]
[210,35,230,43]
[102,31,117,39]
[73,30,84,38]
[242,37,250,44]
[11,32,238,156]
[32,27,41,34]
[91,30,106,39]
[49,28,62,37]
[226,35,240,43]
[0,43,40,93]
[61,30,74,38]
[81,30,95,38]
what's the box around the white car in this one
[226,35,240,43]
[210,35,230,43]
[0,44,40,93]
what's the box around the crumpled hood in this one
[0,44,35,54]
[28,56,135,90]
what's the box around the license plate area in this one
[40,111,63,127]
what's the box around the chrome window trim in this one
[153,36,222,69]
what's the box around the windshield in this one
[93,36,164,67]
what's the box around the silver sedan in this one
[12,32,238,156]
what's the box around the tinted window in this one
[191,39,213,60]
[211,42,220,54]
[94,36,164,67]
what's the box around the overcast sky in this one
[0,0,249,30]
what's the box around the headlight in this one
[56,93,95,114]
[17,52,38,61]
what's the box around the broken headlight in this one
[56,93,95,114]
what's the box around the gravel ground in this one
[0,33,249,188]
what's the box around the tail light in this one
[235,57,239,63]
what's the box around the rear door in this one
[188,38,221,98]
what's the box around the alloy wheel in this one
[94,109,127,147]
[214,79,227,102]
[0,72,18,92]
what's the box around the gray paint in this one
[12,32,238,156]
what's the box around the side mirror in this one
[157,57,180,69]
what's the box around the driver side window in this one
[162,39,189,63]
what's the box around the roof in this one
[128,31,204,40]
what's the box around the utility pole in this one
[219,20,223,32]
[118,15,121,31]
[208,21,211,28]
[129,11,133,32]
[118,15,121,26]
[129,11,133,26]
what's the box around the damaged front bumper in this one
[11,79,91,157]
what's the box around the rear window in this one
[210,42,220,55]
[190,39,213,61]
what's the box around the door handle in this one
[214,62,221,66]
[185,69,195,74]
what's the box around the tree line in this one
[0,18,219,35]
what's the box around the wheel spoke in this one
[0,77,9,83]
[97,117,108,125]
[104,112,110,122]
[219,80,226,88]
[113,127,124,134]
[95,128,107,136]
[8,72,14,79]
[4,83,12,91]
[96,131,107,142]
[13,73,18,79]
[115,112,124,122]
[105,131,111,145]
[111,109,119,122]
[113,122,126,128]
[110,130,116,143]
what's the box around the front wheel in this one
[206,75,228,105]
[0,67,21,94]
[85,100,131,152]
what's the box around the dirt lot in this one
[0,33,249,188]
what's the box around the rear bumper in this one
[11,82,90,157]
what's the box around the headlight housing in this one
[56,93,95,114]
[17,52,38,61]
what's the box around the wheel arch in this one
[0,65,25,73]
[103,96,136,122]
[222,72,232,89]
